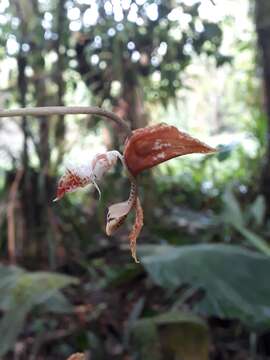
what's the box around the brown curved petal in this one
[106,182,137,236]
[106,201,131,236]
[123,123,216,176]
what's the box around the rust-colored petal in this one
[123,123,216,176]
[128,196,144,263]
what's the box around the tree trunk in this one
[53,0,67,169]
[17,54,37,257]
[34,71,52,262]
[256,0,270,211]
[122,81,148,130]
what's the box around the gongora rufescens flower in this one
[54,123,216,262]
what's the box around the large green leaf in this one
[132,311,209,360]
[0,265,78,356]
[139,244,270,330]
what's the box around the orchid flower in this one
[54,123,216,263]
[53,151,124,202]
[0,106,216,263]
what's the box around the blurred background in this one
[1,0,270,359]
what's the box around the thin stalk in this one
[0,106,131,135]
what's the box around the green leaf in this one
[139,244,270,330]
[132,311,209,360]
[42,292,74,314]
[222,188,270,255]
[222,186,244,228]
[0,265,78,356]
[203,22,222,44]
[249,195,266,227]
[236,226,270,256]
[216,143,235,162]
[0,265,24,311]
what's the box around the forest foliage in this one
[1,0,270,359]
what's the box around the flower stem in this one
[0,106,132,135]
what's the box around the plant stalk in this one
[0,106,132,135]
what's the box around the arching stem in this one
[0,106,132,136]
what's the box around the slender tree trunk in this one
[54,0,66,169]
[13,0,52,261]
[255,0,270,211]
[17,55,28,168]
[34,72,52,262]
[17,54,37,257]
[122,81,148,130]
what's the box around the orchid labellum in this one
[55,123,216,262]
[53,151,123,202]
